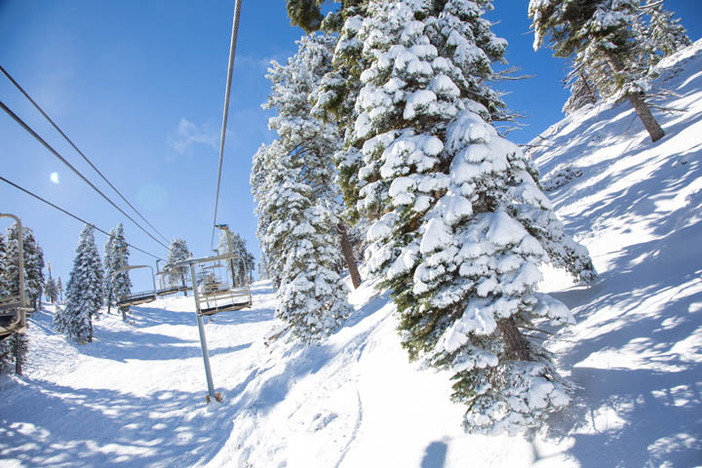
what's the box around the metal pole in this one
[15,216,25,376]
[190,262,217,401]
[147,265,157,301]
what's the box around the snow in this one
[403,89,437,120]
[2,39,702,468]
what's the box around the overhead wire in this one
[210,0,243,250]
[0,65,171,245]
[0,100,170,251]
[0,175,163,260]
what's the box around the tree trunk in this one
[338,223,361,289]
[626,92,665,142]
[14,333,22,376]
[604,51,665,142]
[181,270,188,296]
[497,317,531,362]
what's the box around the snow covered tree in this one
[252,33,351,342]
[5,224,45,311]
[257,252,270,281]
[103,230,116,312]
[530,0,665,142]
[165,238,191,295]
[562,66,598,115]
[643,0,691,60]
[0,236,18,374]
[44,277,58,303]
[57,277,63,302]
[0,235,11,301]
[103,224,131,321]
[217,229,254,286]
[313,0,596,434]
[55,225,104,344]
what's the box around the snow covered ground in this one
[2,42,701,467]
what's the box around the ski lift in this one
[115,264,158,307]
[154,261,190,297]
[0,213,29,341]
[185,252,252,316]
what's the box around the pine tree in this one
[286,0,324,33]
[252,33,352,342]
[530,0,665,142]
[0,236,17,373]
[0,235,10,301]
[44,277,58,303]
[6,224,45,311]
[103,228,116,312]
[55,225,104,343]
[257,252,270,281]
[217,230,254,286]
[562,66,598,115]
[166,238,191,295]
[103,224,131,321]
[643,0,691,59]
[56,277,63,302]
[315,0,595,434]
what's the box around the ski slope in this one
[2,41,701,467]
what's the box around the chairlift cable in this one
[210,0,243,250]
[0,101,170,251]
[0,175,163,260]
[0,65,171,245]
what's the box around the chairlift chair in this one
[154,261,191,297]
[114,264,158,307]
[155,270,190,297]
[0,296,30,341]
[186,252,252,316]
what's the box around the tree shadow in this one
[543,191,702,465]
[556,366,702,467]
[0,378,243,467]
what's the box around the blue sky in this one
[1,0,700,290]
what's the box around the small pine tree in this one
[217,230,254,285]
[44,277,58,303]
[103,224,131,321]
[166,238,191,295]
[56,277,63,302]
[103,229,116,312]
[55,225,104,343]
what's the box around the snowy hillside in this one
[2,41,701,467]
